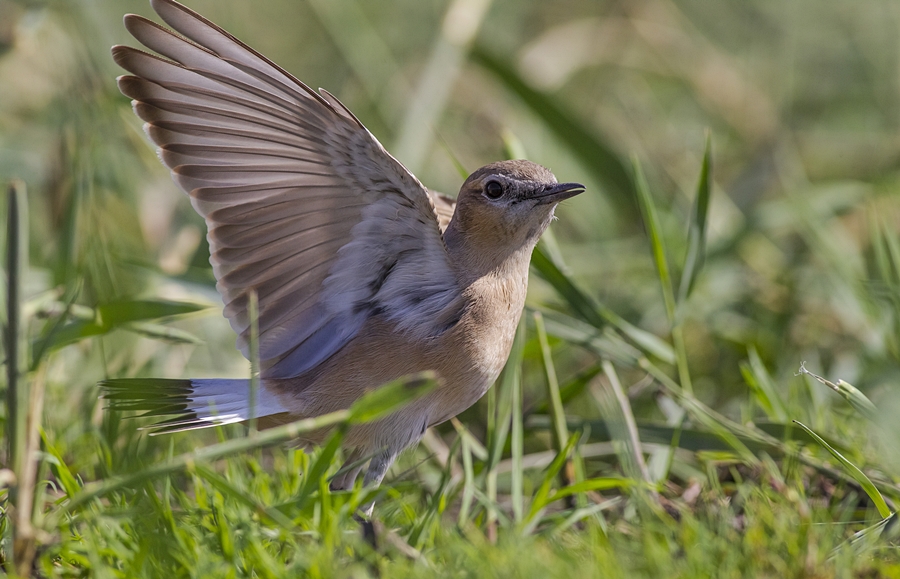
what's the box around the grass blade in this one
[524,432,579,531]
[5,180,37,577]
[678,133,713,303]
[633,159,694,394]
[592,361,653,488]
[740,346,788,422]
[531,246,675,363]
[797,363,877,420]
[5,181,26,474]
[533,311,583,508]
[498,320,526,523]
[533,311,569,455]
[793,420,891,518]
[63,410,352,512]
[347,372,437,424]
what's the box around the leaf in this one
[740,346,788,422]
[64,409,353,512]
[526,432,580,524]
[535,308,641,364]
[347,372,437,425]
[530,362,603,414]
[543,477,632,505]
[97,299,209,326]
[840,513,899,557]
[32,319,107,357]
[793,420,891,519]
[633,158,676,324]
[531,247,675,363]
[797,362,877,420]
[33,298,210,355]
[678,134,713,303]
[526,416,849,455]
[126,322,203,345]
[295,430,345,507]
[633,158,693,394]
[533,311,569,453]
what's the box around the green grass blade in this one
[524,416,846,455]
[531,245,605,328]
[194,464,296,531]
[533,311,569,454]
[125,322,202,345]
[531,247,675,363]
[793,420,891,519]
[533,311,584,508]
[501,129,528,161]
[633,158,676,325]
[5,181,27,486]
[458,430,475,526]
[295,430,345,507]
[678,133,713,303]
[34,298,209,355]
[740,346,788,422]
[5,180,35,577]
[540,477,632,505]
[633,159,693,394]
[530,362,602,414]
[434,129,470,179]
[594,360,653,486]
[347,372,437,424]
[525,432,580,528]
[505,320,526,523]
[841,512,899,557]
[534,308,641,364]
[797,363,877,420]
[63,409,352,512]
[96,299,209,325]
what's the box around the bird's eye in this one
[484,180,504,199]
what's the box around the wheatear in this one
[105,0,584,497]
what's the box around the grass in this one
[3,0,900,576]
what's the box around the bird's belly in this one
[268,311,518,452]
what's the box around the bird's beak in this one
[531,182,586,205]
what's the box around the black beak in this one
[531,182,586,205]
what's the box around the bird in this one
[103,0,585,503]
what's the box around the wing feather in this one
[117,0,461,378]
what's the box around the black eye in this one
[484,180,503,199]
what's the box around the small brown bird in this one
[105,0,584,499]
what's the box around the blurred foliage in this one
[1,0,900,576]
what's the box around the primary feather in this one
[114,2,461,379]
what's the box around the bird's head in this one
[446,160,584,273]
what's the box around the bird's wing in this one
[114,0,463,378]
[426,190,457,233]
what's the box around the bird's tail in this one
[100,378,288,435]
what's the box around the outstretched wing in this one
[427,190,457,232]
[115,0,462,378]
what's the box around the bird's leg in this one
[360,449,397,518]
[330,448,364,491]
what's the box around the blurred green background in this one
[2,0,900,575]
